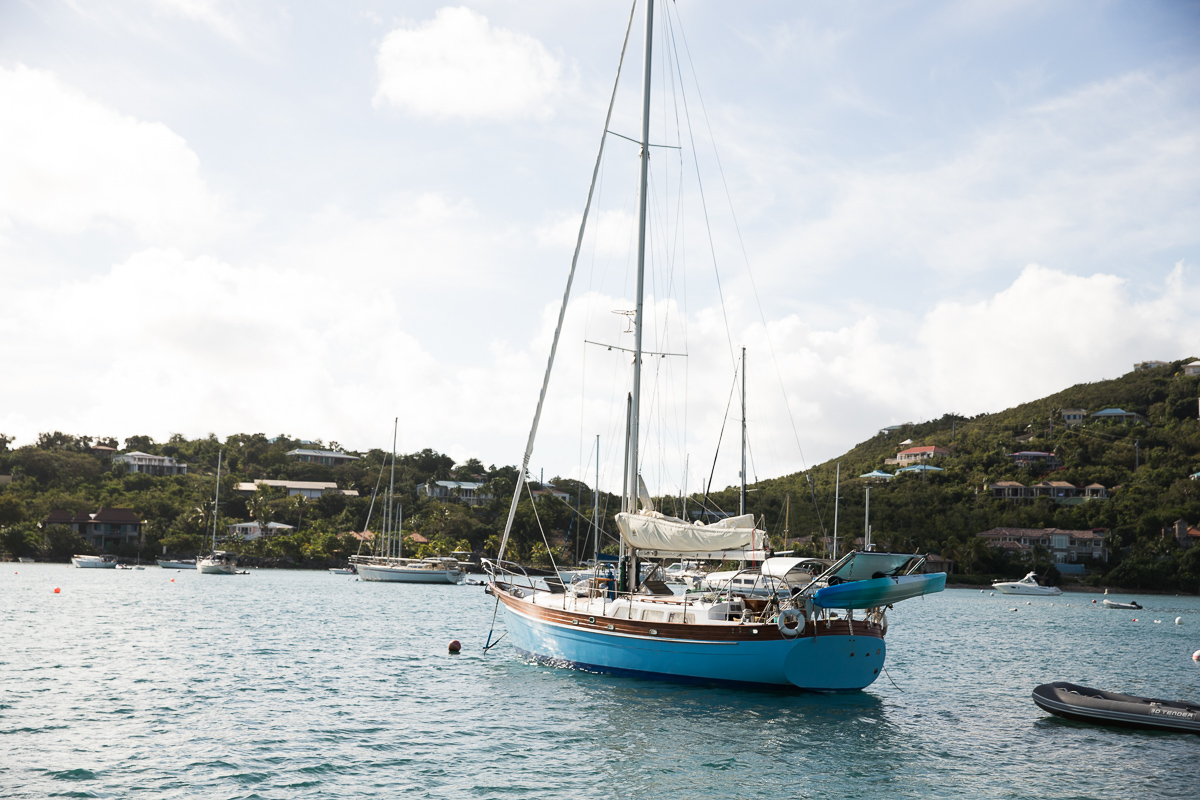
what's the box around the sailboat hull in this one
[357,563,462,583]
[498,592,884,692]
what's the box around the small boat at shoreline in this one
[157,559,197,569]
[1033,682,1200,734]
[1102,598,1142,610]
[992,572,1062,596]
[72,554,117,569]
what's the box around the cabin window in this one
[641,610,664,622]
[667,612,695,624]
[612,607,630,620]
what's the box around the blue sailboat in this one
[483,0,944,692]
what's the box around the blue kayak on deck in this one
[812,573,946,609]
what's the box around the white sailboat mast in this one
[388,417,397,559]
[833,462,840,560]
[625,0,654,515]
[211,450,222,551]
[740,347,746,516]
[593,433,601,565]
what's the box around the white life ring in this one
[777,608,803,638]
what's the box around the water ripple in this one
[3,568,1198,798]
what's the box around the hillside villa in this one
[44,508,144,552]
[977,526,1108,568]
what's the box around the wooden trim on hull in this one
[493,585,883,643]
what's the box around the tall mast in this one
[864,485,871,551]
[740,347,746,516]
[593,434,600,566]
[833,462,840,560]
[388,417,397,559]
[625,0,654,515]
[211,450,222,551]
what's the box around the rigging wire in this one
[495,0,639,562]
[669,3,828,534]
[703,361,741,503]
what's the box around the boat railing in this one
[482,558,542,591]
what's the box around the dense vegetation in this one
[4,360,1200,591]
[706,359,1200,592]
[0,432,606,569]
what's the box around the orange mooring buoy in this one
[54,587,61,593]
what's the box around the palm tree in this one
[963,536,989,574]
[941,540,962,574]
[248,489,273,536]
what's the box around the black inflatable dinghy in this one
[1033,682,1200,734]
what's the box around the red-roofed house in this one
[889,446,949,466]
[1169,519,1200,549]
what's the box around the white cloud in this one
[0,65,222,245]
[1,253,1195,492]
[373,6,566,120]
[753,69,1200,292]
[148,0,244,44]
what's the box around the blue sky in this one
[2,0,1198,495]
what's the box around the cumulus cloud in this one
[0,65,222,245]
[1,244,1194,494]
[522,262,1200,491]
[373,6,566,120]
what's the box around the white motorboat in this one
[992,571,1063,596]
[72,554,117,569]
[699,557,829,595]
[1102,598,1142,610]
[157,559,197,569]
[662,561,708,587]
[329,566,356,575]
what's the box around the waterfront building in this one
[44,508,143,552]
[113,451,188,476]
[285,448,361,467]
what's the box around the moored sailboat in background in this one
[197,450,239,575]
[483,0,944,691]
[351,419,464,584]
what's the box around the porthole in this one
[648,629,658,635]
[588,617,595,624]
[571,619,579,626]
[606,624,614,631]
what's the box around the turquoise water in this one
[3,566,1199,799]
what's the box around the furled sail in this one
[616,510,757,553]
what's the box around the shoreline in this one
[947,582,1197,597]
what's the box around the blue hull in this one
[501,603,885,692]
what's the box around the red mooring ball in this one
[54,587,61,593]
[448,639,461,654]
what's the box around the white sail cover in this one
[616,510,757,553]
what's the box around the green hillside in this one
[5,360,1200,591]
[704,358,1200,591]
